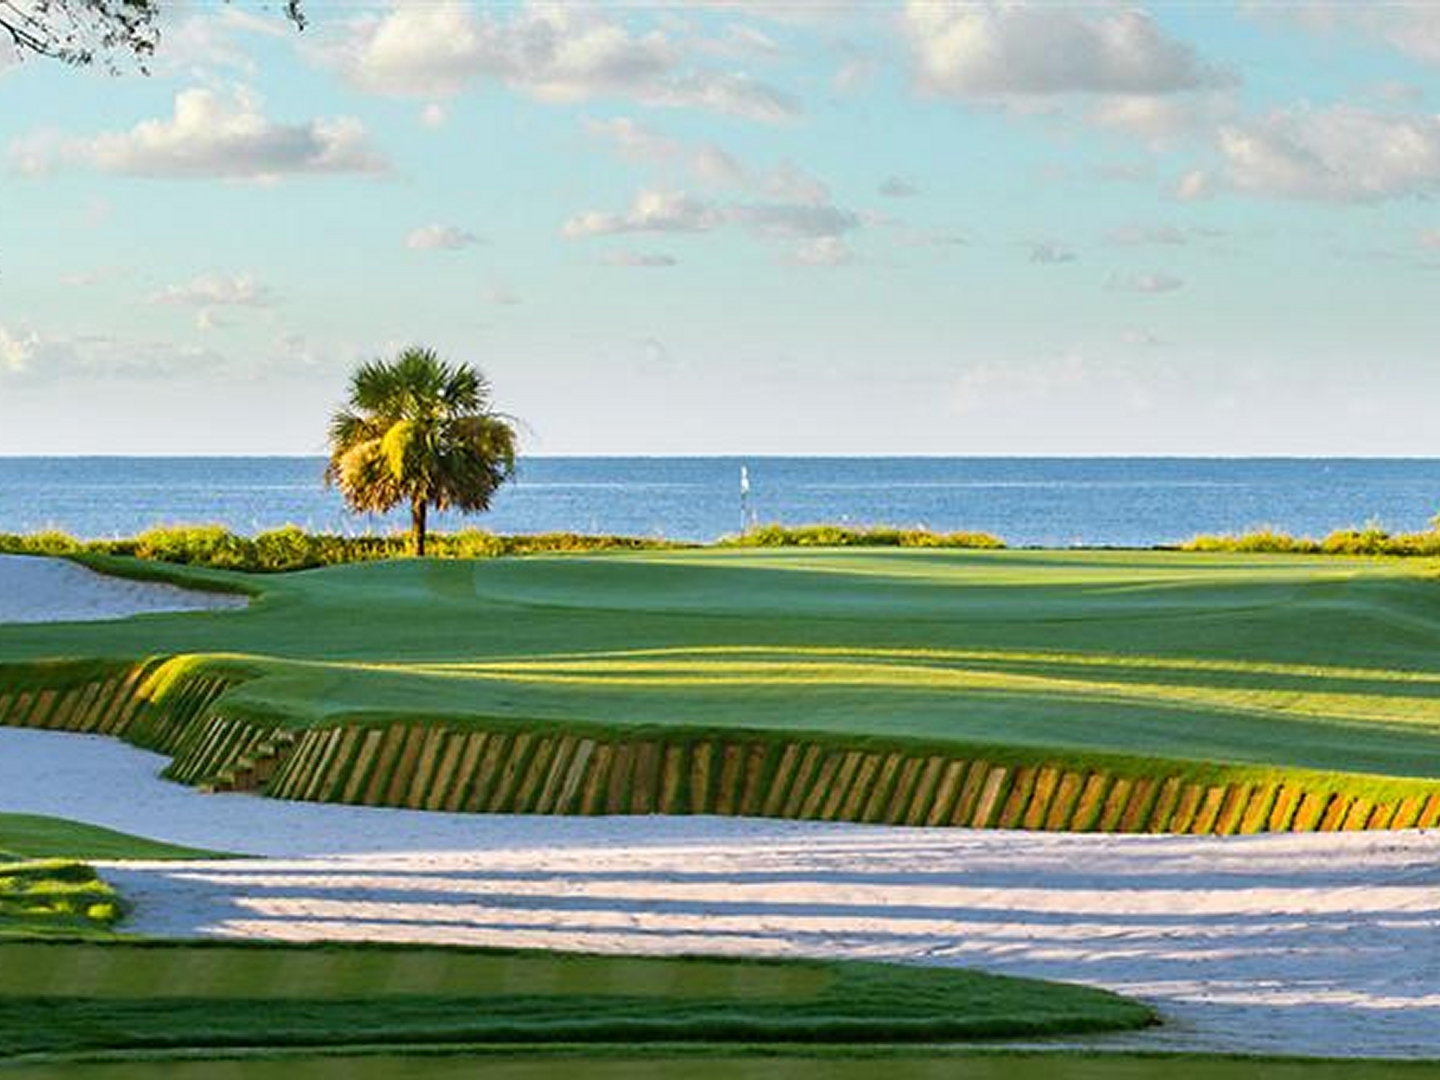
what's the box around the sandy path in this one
[1,729,1437,1058]
[0,555,245,623]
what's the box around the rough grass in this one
[0,941,1152,1058]
[0,862,121,939]
[0,814,227,862]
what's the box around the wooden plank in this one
[1044,771,1087,831]
[1319,794,1353,832]
[800,752,843,820]
[925,761,968,827]
[381,725,427,807]
[1366,803,1396,830]
[782,745,825,819]
[1117,778,1159,833]
[534,737,579,814]
[862,754,906,824]
[739,743,776,817]
[629,741,662,814]
[902,757,945,826]
[1167,783,1205,834]
[1290,791,1331,832]
[821,751,865,821]
[1390,795,1425,830]
[951,760,993,826]
[996,766,1037,830]
[1267,785,1303,832]
[658,742,689,815]
[490,733,538,812]
[362,725,411,805]
[337,730,384,805]
[425,733,467,811]
[1237,785,1279,835]
[1069,773,1114,832]
[1095,777,1134,833]
[1214,784,1252,836]
[1340,798,1374,832]
[1190,786,1229,835]
[467,732,513,812]
[578,742,614,816]
[404,728,450,809]
[515,736,558,813]
[689,743,715,814]
[763,744,803,818]
[834,752,878,822]
[603,742,635,814]
[558,739,597,814]
[1022,767,1061,830]
[969,767,1012,828]
[1415,792,1440,829]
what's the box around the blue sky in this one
[1,1,1438,455]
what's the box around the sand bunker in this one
[0,555,246,623]
[1,727,1437,1058]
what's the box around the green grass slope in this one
[4,550,1440,826]
[0,941,1151,1059]
[0,814,226,862]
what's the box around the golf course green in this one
[3,548,1440,831]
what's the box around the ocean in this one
[0,457,1437,548]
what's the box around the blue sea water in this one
[0,457,1437,548]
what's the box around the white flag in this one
[740,465,750,494]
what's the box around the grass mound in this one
[0,940,1152,1058]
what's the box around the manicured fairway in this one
[5,1052,1440,1079]
[4,550,1440,825]
[0,941,1151,1058]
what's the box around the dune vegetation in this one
[3,548,1440,830]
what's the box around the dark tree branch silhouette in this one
[0,0,304,70]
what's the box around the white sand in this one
[0,555,246,623]
[1,728,1437,1058]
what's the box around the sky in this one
[1,1,1439,456]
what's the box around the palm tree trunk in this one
[411,498,428,557]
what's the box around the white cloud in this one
[1216,105,1440,202]
[420,103,447,128]
[728,201,859,240]
[1173,168,1214,201]
[10,87,387,180]
[565,185,860,265]
[904,3,1226,98]
[1088,92,1236,145]
[563,190,722,237]
[583,116,745,186]
[1251,6,1440,67]
[151,272,276,307]
[1422,228,1440,250]
[1109,271,1184,294]
[600,251,679,267]
[321,4,799,122]
[0,324,223,381]
[405,224,483,250]
[791,237,853,266]
[60,266,127,287]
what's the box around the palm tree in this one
[326,347,517,556]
